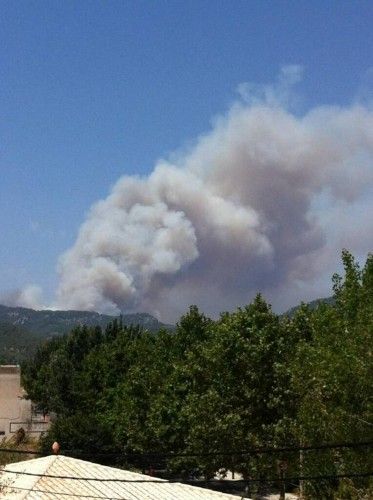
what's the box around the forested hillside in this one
[21,251,373,498]
[0,307,172,363]
[0,299,336,364]
[283,295,335,317]
[0,305,171,336]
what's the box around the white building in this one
[0,454,240,499]
[0,365,49,439]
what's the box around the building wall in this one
[0,365,49,439]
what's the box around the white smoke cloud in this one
[11,68,373,321]
[237,64,303,108]
[1,285,45,310]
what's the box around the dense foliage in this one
[0,322,44,364]
[21,251,373,498]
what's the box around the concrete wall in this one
[0,365,49,439]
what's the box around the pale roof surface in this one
[0,454,240,499]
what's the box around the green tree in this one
[174,296,298,481]
[292,251,373,498]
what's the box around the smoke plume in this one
[1,285,44,310]
[18,68,373,320]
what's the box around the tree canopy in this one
[21,251,373,498]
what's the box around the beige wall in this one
[0,365,48,439]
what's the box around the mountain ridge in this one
[0,297,335,364]
[0,304,172,335]
[0,304,173,364]
[283,296,335,317]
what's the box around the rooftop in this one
[0,454,239,499]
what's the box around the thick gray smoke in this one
[40,69,373,320]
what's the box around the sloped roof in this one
[0,455,239,499]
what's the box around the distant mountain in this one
[0,304,173,364]
[283,296,335,317]
[0,304,172,336]
[0,297,337,364]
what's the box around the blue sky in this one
[1,1,373,316]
